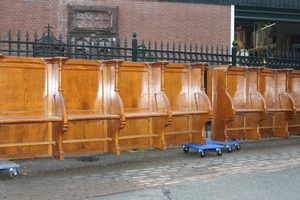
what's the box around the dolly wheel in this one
[183,146,189,153]
[216,148,222,156]
[199,150,205,158]
[235,144,241,151]
[9,168,18,179]
[226,145,232,153]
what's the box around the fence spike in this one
[17,30,21,38]
[59,32,62,41]
[25,31,29,40]
[8,29,11,38]
[34,31,38,41]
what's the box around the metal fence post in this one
[132,31,137,61]
[232,41,237,66]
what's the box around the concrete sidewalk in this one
[1,136,300,199]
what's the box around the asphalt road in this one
[101,166,300,200]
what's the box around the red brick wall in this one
[0,0,231,48]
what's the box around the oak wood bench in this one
[0,55,64,160]
[207,65,267,142]
[163,62,212,145]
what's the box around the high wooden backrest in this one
[260,69,276,109]
[260,68,293,109]
[115,61,168,114]
[60,59,104,115]
[0,56,54,117]
[164,63,190,111]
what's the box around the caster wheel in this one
[235,144,241,151]
[9,168,18,179]
[216,148,222,156]
[199,150,205,158]
[226,145,232,153]
[183,146,189,153]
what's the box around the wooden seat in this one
[207,65,267,142]
[287,70,300,135]
[52,58,123,160]
[163,62,212,145]
[259,68,296,138]
[0,55,64,160]
[102,60,172,154]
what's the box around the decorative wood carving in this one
[67,5,119,37]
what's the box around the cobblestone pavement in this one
[1,137,300,200]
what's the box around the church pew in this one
[0,55,64,160]
[163,62,212,145]
[103,60,172,154]
[207,65,267,142]
[52,57,124,160]
[259,68,296,138]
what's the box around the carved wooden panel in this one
[67,5,119,37]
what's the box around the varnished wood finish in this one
[53,58,123,159]
[288,70,300,135]
[163,62,212,145]
[0,55,63,160]
[103,60,172,154]
[259,68,296,138]
[207,65,267,141]
[2,54,299,161]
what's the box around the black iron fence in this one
[1,29,300,69]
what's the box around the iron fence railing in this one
[1,29,300,69]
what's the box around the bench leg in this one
[152,117,170,150]
[107,120,123,155]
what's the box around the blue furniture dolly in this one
[182,143,224,157]
[0,160,19,178]
[206,138,242,153]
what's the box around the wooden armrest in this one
[0,141,56,147]
[172,110,209,116]
[63,137,112,143]
[119,134,158,139]
[125,112,168,118]
[67,114,120,121]
[235,108,264,113]
[267,108,294,112]
[0,116,62,124]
